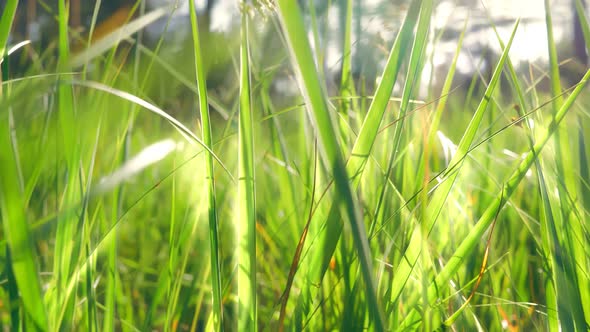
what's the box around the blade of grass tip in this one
[0,0,18,85]
[545,1,590,327]
[188,0,223,330]
[300,0,420,297]
[275,1,386,330]
[337,0,359,143]
[389,0,432,201]
[68,80,234,182]
[104,122,126,332]
[0,111,48,330]
[426,18,468,162]
[237,4,257,331]
[388,18,520,308]
[399,67,590,331]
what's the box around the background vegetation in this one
[1,0,590,331]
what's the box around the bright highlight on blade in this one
[95,139,178,194]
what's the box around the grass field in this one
[1,0,590,331]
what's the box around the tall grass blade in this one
[290,1,420,328]
[237,4,257,330]
[574,0,590,219]
[0,110,48,330]
[545,0,590,327]
[488,16,561,330]
[425,19,468,171]
[276,1,386,329]
[537,161,579,331]
[188,0,223,329]
[337,0,359,142]
[47,1,82,329]
[389,0,432,195]
[300,0,421,300]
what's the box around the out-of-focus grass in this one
[1,1,590,331]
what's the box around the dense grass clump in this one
[1,0,590,331]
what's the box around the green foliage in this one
[1,1,590,331]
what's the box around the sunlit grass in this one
[1,1,590,331]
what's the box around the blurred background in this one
[2,0,587,97]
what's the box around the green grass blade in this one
[300,0,421,299]
[337,0,359,142]
[388,19,520,307]
[574,0,590,49]
[188,0,223,329]
[276,1,386,330]
[290,0,420,328]
[237,5,257,331]
[388,0,432,198]
[545,1,590,327]
[399,66,590,330]
[48,1,81,329]
[0,0,18,66]
[0,112,48,331]
[544,0,563,107]
[537,162,578,331]
[426,18,468,162]
[574,9,590,324]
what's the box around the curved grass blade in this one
[68,79,234,182]
[388,19,520,309]
[398,67,590,330]
[276,1,387,329]
[188,0,223,329]
[296,0,421,313]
